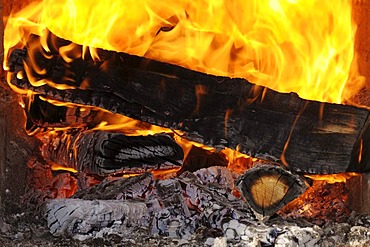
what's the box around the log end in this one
[235,163,309,220]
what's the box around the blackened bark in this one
[7,33,370,174]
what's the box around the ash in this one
[1,167,370,246]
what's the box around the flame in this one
[4,0,365,104]
[3,0,367,196]
[51,163,78,173]
[305,172,359,183]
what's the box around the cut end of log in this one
[235,163,309,220]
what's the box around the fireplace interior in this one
[1,0,370,246]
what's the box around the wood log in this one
[6,33,370,174]
[24,95,100,134]
[346,173,370,215]
[26,97,227,175]
[235,163,309,219]
[41,129,183,176]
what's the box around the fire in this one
[4,0,365,104]
[305,172,360,184]
[2,0,366,206]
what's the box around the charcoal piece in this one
[41,129,183,176]
[7,33,370,174]
[44,198,148,239]
[73,172,154,200]
[235,163,309,220]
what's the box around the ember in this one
[1,0,370,246]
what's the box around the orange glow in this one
[358,138,363,164]
[4,0,365,104]
[51,163,78,173]
[305,172,359,184]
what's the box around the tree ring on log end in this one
[235,163,309,220]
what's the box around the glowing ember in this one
[3,0,365,104]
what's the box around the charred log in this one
[235,163,309,219]
[24,95,100,134]
[28,96,227,174]
[7,33,370,174]
[41,130,183,176]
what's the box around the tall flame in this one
[4,0,365,104]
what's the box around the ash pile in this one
[40,166,337,246]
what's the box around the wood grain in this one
[236,163,309,219]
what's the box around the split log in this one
[41,129,183,176]
[7,33,370,174]
[235,163,309,219]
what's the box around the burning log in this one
[9,33,370,173]
[41,129,183,176]
[235,163,309,219]
[6,33,370,174]
[25,97,228,175]
[24,95,100,134]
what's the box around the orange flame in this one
[4,0,365,104]
[305,172,359,184]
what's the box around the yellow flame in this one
[4,0,365,104]
[305,172,359,184]
[51,163,78,173]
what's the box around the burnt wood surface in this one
[235,163,309,219]
[7,33,370,174]
[41,129,183,176]
[24,95,100,134]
